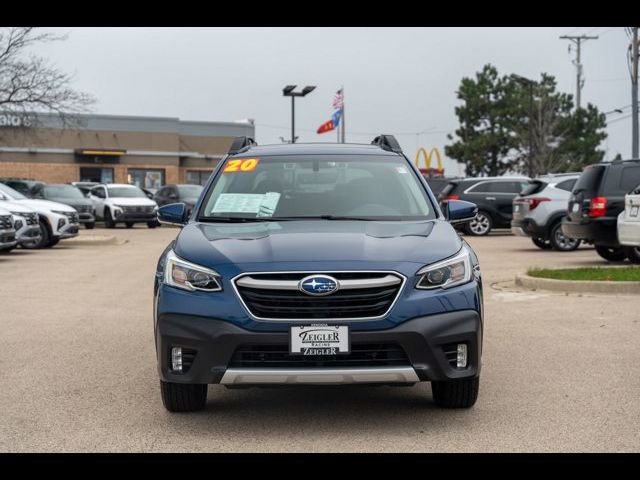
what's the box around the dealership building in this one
[0,112,255,188]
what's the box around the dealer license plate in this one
[290,324,350,355]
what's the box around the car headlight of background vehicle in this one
[416,245,472,290]
[164,250,222,292]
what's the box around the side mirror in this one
[446,199,478,225]
[157,202,188,226]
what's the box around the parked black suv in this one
[562,159,640,262]
[0,178,44,197]
[440,177,530,235]
[153,184,204,216]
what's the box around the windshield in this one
[107,186,147,198]
[177,185,204,198]
[200,154,435,221]
[44,185,85,199]
[0,182,27,200]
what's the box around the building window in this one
[80,167,114,183]
[128,169,165,189]
[186,170,212,186]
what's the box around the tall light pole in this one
[630,27,639,158]
[512,74,536,177]
[559,34,599,110]
[282,85,316,144]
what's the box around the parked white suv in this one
[511,173,582,251]
[0,182,79,248]
[88,184,158,229]
[617,182,640,263]
[0,201,41,249]
[0,207,17,252]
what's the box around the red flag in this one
[316,119,335,134]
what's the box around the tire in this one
[549,222,581,251]
[31,220,50,249]
[125,222,134,228]
[595,245,627,262]
[48,238,60,247]
[160,380,207,412]
[0,245,15,253]
[465,211,492,236]
[531,237,553,250]
[431,376,479,408]
[625,246,640,264]
[147,221,158,229]
[104,209,115,229]
[85,222,95,230]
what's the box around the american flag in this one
[332,89,344,110]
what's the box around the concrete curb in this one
[64,235,123,246]
[515,272,640,295]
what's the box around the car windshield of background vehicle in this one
[200,155,435,221]
[108,187,147,198]
[177,185,204,198]
[44,185,85,199]
[0,182,27,200]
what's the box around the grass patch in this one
[528,266,640,282]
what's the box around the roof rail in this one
[228,136,257,155]
[371,135,402,153]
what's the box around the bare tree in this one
[0,27,94,128]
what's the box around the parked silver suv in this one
[511,173,582,251]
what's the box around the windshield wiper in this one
[199,216,284,223]
[271,215,377,221]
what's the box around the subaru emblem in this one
[298,275,340,296]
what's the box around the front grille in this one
[74,205,92,213]
[235,272,404,320]
[229,343,410,368]
[0,215,12,229]
[123,205,154,214]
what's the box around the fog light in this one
[57,218,66,229]
[171,347,183,373]
[457,344,468,368]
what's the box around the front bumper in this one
[0,228,17,248]
[561,217,618,246]
[156,310,482,385]
[114,211,156,223]
[16,225,41,247]
[78,213,95,224]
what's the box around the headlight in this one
[416,245,472,290]
[164,250,222,292]
[52,210,71,216]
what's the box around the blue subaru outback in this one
[154,135,483,412]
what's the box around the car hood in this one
[174,220,462,269]
[46,197,93,208]
[0,200,36,214]
[109,197,157,207]
[12,199,76,213]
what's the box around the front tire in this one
[431,377,479,408]
[160,380,207,412]
[0,245,15,253]
[625,246,640,264]
[147,221,158,229]
[550,222,581,251]
[32,220,50,249]
[85,222,95,230]
[104,209,115,229]
[595,245,627,262]
[531,237,553,250]
[125,222,134,228]
[465,211,492,236]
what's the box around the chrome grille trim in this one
[235,273,402,291]
[232,270,407,322]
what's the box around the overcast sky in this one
[34,27,634,174]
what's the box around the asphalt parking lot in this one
[1,227,639,452]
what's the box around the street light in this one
[282,85,316,143]
[511,74,536,178]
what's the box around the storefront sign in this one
[0,114,32,128]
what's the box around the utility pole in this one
[559,34,599,110]
[511,74,536,177]
[631,27,639,158]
